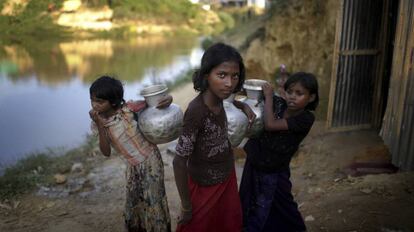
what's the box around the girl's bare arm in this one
[262,83,289,131]
[126,100,147,112]
[89,110,111,156]
[173,155,192,224]
[127,95,172,111]
[96,125,111,156]
[156,95,173,108]
[233,99,256,129]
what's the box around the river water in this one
[0,36,203,170]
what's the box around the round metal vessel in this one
[138,84,183,144]
[224,94,249,147]
[243,79,266,138]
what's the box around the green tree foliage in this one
[0,0,66,40]
[0,0,236,39]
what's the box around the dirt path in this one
[1,83,414,232]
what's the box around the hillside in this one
[237,0,338,119]
[0,0,234,40]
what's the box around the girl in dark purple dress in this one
[240,72,319,232]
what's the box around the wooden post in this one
[326,0,344,129]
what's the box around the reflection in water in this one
[0,36,203,170]
[3,45,34,74]
[1,36,199,84]
[59,39,114,77]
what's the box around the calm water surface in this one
[0,36,203,169]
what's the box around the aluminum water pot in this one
[243,79,267,138]
[224,94,249,147]
[138,84,184,144]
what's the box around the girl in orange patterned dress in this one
[89,76,171,231]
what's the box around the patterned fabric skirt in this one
[176,169,242,232]
[125,151,171,232]
[239,159,306,232]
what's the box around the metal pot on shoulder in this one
[242,79,267,138]
[138,84,183,144]
[224,94,249,147]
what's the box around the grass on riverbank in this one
[0,0,235,41]
[0,0,70,41]
[0,135,99,201]
[0,71,195,202]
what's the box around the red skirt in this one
[176,169,242,232]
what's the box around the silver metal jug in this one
[224,94,249,147]
[243,79,267,138]
[138,84,184,144]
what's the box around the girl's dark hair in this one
[89,75,125,108]
[284,72,319,111]
[193,42,245,93]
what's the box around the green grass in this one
[200,6,267,50]
[0,0,236,40]
[0,135,98,201]
[0,0,68,41]
[110,1,234,36]
[111,0,199,23]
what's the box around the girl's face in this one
[206,61,240,100]
[90,94,115,115]
[285,82,315,111]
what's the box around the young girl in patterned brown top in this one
[173,43,255,232]
[89,76,171,231]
